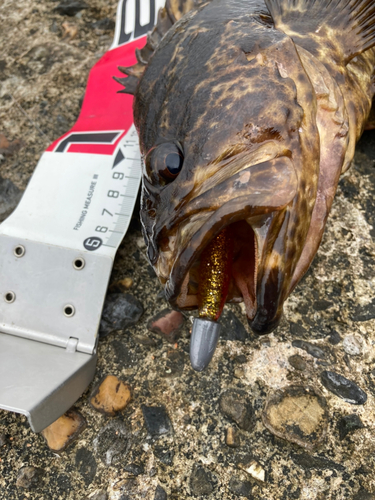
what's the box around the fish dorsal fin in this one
[265,0,375,64]
[114,0,208,95]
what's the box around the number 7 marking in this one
[102,209,113,217]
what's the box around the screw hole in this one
[4,291,15,303]
[73,258,85,270]
[64,305,75,317]
[14,245,25,257]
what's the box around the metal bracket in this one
[0,0,151,433]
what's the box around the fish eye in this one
[146,143,184,184]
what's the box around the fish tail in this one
[265,0,375,63]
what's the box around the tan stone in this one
[41,409,86,452]
[262,386,328,451]
[90,375,132,416]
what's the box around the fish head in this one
[134,14,320,334]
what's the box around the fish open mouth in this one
[160,154,298,326]
[174,220,258,320]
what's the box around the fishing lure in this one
[116,0,375,370]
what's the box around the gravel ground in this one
[1,1,375,499]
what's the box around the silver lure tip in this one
[190,318,221,372]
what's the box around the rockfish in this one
[116,0,375,369]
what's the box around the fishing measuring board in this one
[0,0,163,432]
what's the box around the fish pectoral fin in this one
[265,0,375,64]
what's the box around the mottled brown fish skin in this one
[122,0,375,334]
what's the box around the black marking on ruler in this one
[113,149,125,168]
[120,194,134,198]
[118,0,156,46]
[102,244,116,248]
[109,230,123,234]
[55,132,121,153]
[115,213,130,216]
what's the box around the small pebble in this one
[100,293,143,337]
[154,485,167,500]
[93,420,131,466]
[328,330,342,345]
[219,390,254,431]
[90,375,131,416]
[262,386,328,451]
[124,463,145,476]
[164,349,185,378]
[153,443,175,466]
[0,433,7,446]
[147,308,185,343]
[92,18,115,31]
[226,427,240,448]
[218,310,248,341]
[337,414,364,440]
[189,464,214,496]
[109,277,134,292]
[228,477,252,499]
[76,448,97,486]
[292,339,326,359]
[238,458,265,482]
[320,371,367,405]
[142,405,173,437]
[291,452,344,471]
[54,0,88,16]
[234,367,245,379]
[342,334,364,356]
[288,354,307,371]
[41,409,86,452]
[16,466,43,489]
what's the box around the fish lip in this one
[163,196,279,308]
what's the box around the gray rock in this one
[93,420,131,466]
[92,18,115,31]
[292,339,326,359]
[100,293,143,337]
[75,448,97,486]
[342,334,364,356]
[320,371,367,405]
[154,485,167,500]
[54,0,88,16]
[288,354,307,371]
[142,405,173,437]
[291,453,345,471]
[123,463,144,476]
[337,414,364,440]
[219,310,248,341]
[228,477,253,499]
[0,176,22,222]
[153,442,174,465]
[16,466,43,489]
[189,465,214,496]
[328,330,342,345]
[219,390,254,431]
[352,299,375,322]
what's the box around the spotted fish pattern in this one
[116,0,375,334]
